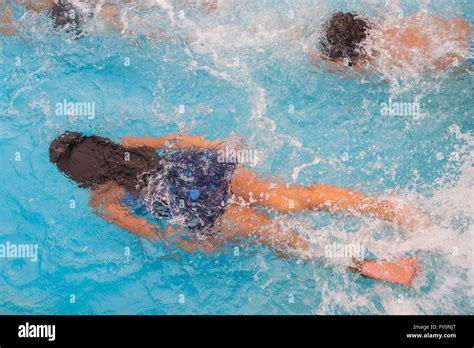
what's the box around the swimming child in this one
[49,131,423,287]
[0,0,128,36]
[0,0,219,37]
[316,11,472,71]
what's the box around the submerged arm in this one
[89,182,205,252]
[89,182,161,240]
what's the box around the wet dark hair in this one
[51,0,84,34]
[320,12,369,65]
[49,131,159,194]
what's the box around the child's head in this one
[51,0,83,33]
[49,131,158,193]
[320,12,369,65]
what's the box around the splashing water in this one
[0,0,472,314]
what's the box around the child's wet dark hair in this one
[49,131,159,193]
[320,12,369,65]
[51,0,84,34]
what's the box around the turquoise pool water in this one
[0,0,472,314]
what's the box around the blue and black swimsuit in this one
[137,148,237,239]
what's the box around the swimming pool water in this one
[0,0,473,314]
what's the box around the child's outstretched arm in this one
[121,133,221,150]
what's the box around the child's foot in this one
[357,257,421,287]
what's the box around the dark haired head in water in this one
[50,0,85,34]
[49,131,159,194]
[320,12,369,66]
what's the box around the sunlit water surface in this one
[0,0,472,314]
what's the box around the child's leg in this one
[220,204,310,257]
[231,168,397,221]
[221,204,420,286]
